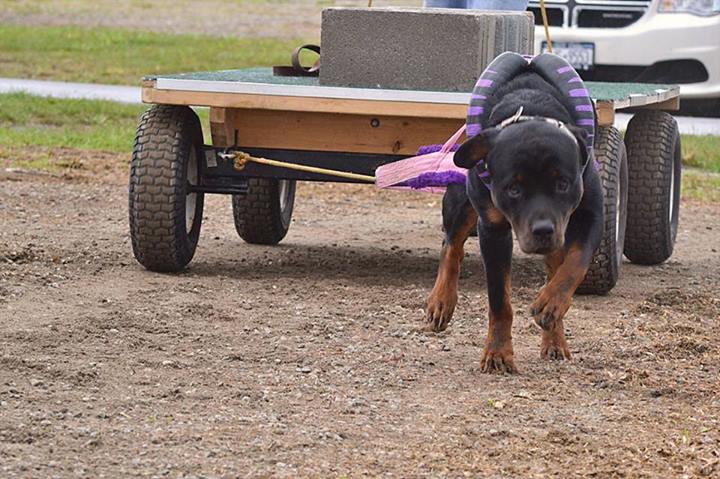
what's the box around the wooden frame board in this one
[143,80,468,120]
[142,74,680,131]
[209,107,465,155]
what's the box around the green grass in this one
[681,169,720,202]
[0,93,209,153]
[0,25,309,85]
[682,135,720,173]
[0,93,145,152]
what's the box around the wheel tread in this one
[232,178,295,245]
[623,110,681,265]
[129,105,204,272]
[577,126,627,295]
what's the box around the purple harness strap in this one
[467,52,597,190]
[376,54,597,194]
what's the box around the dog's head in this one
[455,120,588,255]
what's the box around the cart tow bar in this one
[219,150,376,183]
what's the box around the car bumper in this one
[533,10,720,99]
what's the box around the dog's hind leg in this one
[424,185,478,332]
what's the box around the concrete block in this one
[319,7,534,92]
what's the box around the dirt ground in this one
[2,1,719,475]
[0,152,719,477]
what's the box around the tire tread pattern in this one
[623,111,680,265]
[578,126,627,295]
[129,105,203,272]
[232,178,295,245]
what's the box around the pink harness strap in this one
[374,124,467,194]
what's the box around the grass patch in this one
[0,25,307,85]
[0,93,209,153]
[681,169,720,202]
[0,93,145,152]
[682,135,720,173]
[0,147,84,174]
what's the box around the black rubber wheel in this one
[231,178,296,245]
[577,126,628,295]
[623,111,681,265]
[129,104,204,272]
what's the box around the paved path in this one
[0,78,140,104]
[1,77,719,135]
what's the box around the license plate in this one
[542,42,595,71]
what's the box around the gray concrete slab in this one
[319,7,534,92]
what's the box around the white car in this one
[529,0,720,107]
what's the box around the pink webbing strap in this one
[441,124,467,154]
[374,123,469,193]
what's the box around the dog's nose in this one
[531,219,555,237]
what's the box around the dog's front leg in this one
[538,249,573,360]
[531,206,603,355]
[478,213,517,374]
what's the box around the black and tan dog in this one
[424,70,603,374]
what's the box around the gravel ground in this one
[1,151,719,477]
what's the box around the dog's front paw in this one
[541,324,571,361]
[541,343,571,361]
[424,287,457,333]
[480,344,518,374]
[530,285,572,331]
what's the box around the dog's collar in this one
[497,106,578,144]
[474,106,589,190]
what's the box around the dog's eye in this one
[556,178,570,193]
[507,183,522,198]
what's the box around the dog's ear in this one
[568,126,590,169]
[454,129,499,169]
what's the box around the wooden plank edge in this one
[141,87,469,119]
[209,108,465,155]
[622,96,681,113]
[154,78,471,105]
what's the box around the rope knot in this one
[233,152,250,171]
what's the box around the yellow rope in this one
[540,0,552,53]
[232,151,376,183]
